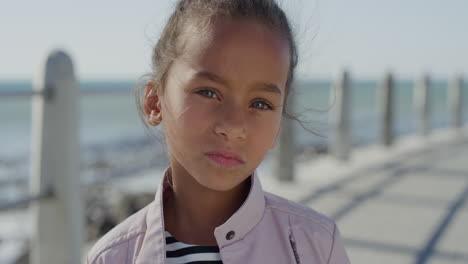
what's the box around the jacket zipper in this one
[289,233,301,264]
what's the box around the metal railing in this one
[0,89,51,98]
[0,188,54,211]
[0,85,130,98]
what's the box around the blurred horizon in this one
[0,75,464,84]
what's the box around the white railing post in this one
[330,69,351,161]
[275,90,296,182]
[30,50,83,264]
[414,74,431,136]
[379,72,395,146]
[448,75,463,129]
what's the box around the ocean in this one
[0,78,467,203]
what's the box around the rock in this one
[85,184,154,241]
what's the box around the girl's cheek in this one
[178,98,215,125]
[248,113,281,134]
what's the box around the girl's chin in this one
[194,172,248,192]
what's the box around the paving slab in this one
[427,255,468,264]
[346,247,414,264]
[382,174,466,203]
[305,192,352,217]
[436,209,468,256]
[339,171,390,194]
[337,198,445,250]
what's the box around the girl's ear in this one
[144,81,163,126]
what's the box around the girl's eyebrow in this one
[194,70,282,95]
[195,71,227,85]
[257,82,282,95]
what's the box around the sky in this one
[1,0,467,81]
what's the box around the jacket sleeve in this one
[327,223,351,264]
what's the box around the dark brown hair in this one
[136,0,299,123]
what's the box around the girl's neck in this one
[163,165,250,246]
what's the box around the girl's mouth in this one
[205,151,245,168]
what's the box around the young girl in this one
[87,0,350,263]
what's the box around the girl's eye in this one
[251,100,273,111]
[196,89,218,99]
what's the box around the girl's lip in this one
[205,151,244,168]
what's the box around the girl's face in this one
[156,18,290,191]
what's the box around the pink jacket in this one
[87,169,350,263]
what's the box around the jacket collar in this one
[136,168,266,263]
[214,170,265,247]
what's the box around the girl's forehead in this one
[179,18,290,89]
[184,18,288,58]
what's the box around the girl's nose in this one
[214,103,247,141]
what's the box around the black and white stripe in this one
[165,231,223,264]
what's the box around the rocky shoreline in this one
[85,183,155,242]
[4,182,156,264]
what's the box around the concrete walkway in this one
[263,129,468,264]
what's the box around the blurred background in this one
[1,0,467,263]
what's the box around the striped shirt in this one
[165,231,223,264]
